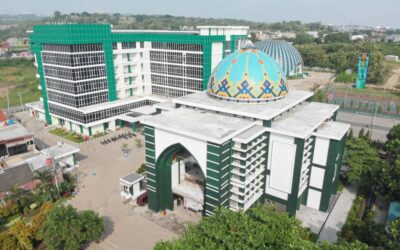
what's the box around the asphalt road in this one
[336,111,399,141]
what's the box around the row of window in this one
[151,75,202,91]
[113,42,144,50]
[43,44,103,53]
[46,78,108,94]
[49,100,158,124]
[42,52,105,67]
[48,90,108,108]
[44,65,106,81]
[151,42,203,52]
[149,51,203,65]
[151,86,194,98]
[150,63,203,78]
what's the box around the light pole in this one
[45,156,60,199]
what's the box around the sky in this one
[0,0,399,28]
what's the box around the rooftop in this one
[141,108,255,144]
[174,90,313,121]
[131,105,157,116]
[270,102,339,139]
[120,172,143,185]
[233,125,267,144]
[41,143,80,160]
[0,123,33,142]
[313,121,350,140]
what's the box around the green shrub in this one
[136,163,147,174]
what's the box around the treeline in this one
[0,12,335,42]
[296,42,392,83]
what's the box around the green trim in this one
[30,42,51,124]
[287,138,304,216]
[130,122,137,132]
[79,125,83,134]
[230,35,247,52]
[88,127,92,136]
[263,120,272,127]
[331,135,347,195]
[319,139,338,212]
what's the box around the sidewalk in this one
[318,185,357,243]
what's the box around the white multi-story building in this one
[27,24,248,136]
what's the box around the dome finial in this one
[241,40,255,50]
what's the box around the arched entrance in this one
[147,143,205,213]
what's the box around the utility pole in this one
[6,89,9,114]
[18,93,23,107]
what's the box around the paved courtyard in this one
[14,112,182,250]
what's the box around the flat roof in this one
[131,106,157,116]
[234,125,267,144]
[153,101,176,111]
[0,123,33,142]
[313,121,350,140]
[173,90,313,121]
[270,102,339,139]
[112,30,199,34]
[41,143,80,160]
[74,95,168,114]
[25,101,44,112]
[120,172,143,185]
[141,108,255,144]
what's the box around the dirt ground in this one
[383,65,400,89]
[288,71,334,91]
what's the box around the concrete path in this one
[318,185,357,243]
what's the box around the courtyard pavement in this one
[15,112,178,250]
[318,185,357,243]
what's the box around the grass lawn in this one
[333,86,400,98]
[0,59,41,108]
[49,128,85,143]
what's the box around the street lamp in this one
[45,156,60,199]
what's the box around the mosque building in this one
[255,40,304,77]
[141,41,349,216]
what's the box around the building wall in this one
[154,128,207,174]
[30,24,247,131]
[266,133,295,201]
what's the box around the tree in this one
[376,160,400,202]
[325,33,351,43]
[358,128,365,138]
[9,221,34,250]
[293,33,315,45]
[31,202,54,240]
[40,205,104,250]
[155,205,367,249]
[386,124,400,164]
[344,138,381,196]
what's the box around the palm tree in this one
[34,169,53,186]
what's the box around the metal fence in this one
[323,87,400,120]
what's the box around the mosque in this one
[141,41,349,216]
[255,40,304,77]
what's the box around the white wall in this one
[91,124,104,135]
[71,123,81,134]
[267,134,296,194]
[307,189,322,210]
[211,42,223,71]
[309,167,325,190]
[154,128,207,176]
[312,137,330,166]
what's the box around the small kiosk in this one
[120,172,146,200]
